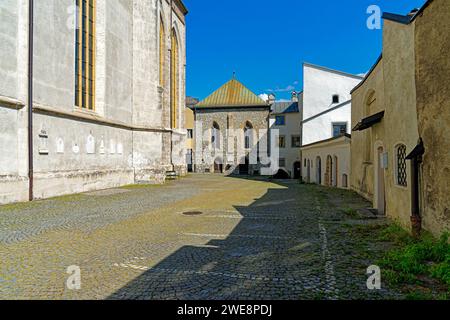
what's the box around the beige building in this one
[185,97,198,172]
[302,135,351,188]
[351,0,449,237]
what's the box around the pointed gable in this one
[196,79,267,108]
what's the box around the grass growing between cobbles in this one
[376,225,450,300]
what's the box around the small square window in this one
[332,123,347,137]
[332,95,340,104]
[291,136,301,148]
[187,129,193,139]
[275,116,286,126]
[279,158,286,168]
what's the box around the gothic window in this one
[75,0,96,110]
[159,18,165,87]
[212,122,220,149]
[244,122,253,149]
[171,29,179,128]
[396,144,408,187]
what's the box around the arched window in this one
[159,17,165,87]
[395,144,408,187]
[75,0,96,110]
[170,29,179,129]
[212,122,220,149]
[244,122,253,149]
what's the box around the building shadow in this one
[107,178,323,300]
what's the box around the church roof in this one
[196,79,268,108]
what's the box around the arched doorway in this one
[325,155,333,186]
[239,156,249,175]
[214,157,223,174]
[307,160,311,183]
[273,169,290,179]
[376,146,386,215]
[316,156,322,185]
[333,156,338,187]
[293,162,301,179]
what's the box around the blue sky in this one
[184,0,426,101]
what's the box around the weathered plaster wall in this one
[0,0,188,204]
[350,61,385,201]
[0,0,19,99]
[302,137,351,189]
[414,0,450,236]
[381,19,419,230]
[0,0,29,203]
[33,0,74,111]
[351,19,419,231]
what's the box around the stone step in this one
[166,171,178,180]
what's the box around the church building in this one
[0,0,188,204]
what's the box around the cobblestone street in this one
[0,175,404,300]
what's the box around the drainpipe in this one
[169,0,174,171]
[28,0,34,201]
[408,138,425,238]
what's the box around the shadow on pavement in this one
[107,177,324,300]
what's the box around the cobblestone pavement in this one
[0,175,404,300]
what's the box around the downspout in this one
[28,0,34,201]
[407,138,425,238]
[169,0,174,171]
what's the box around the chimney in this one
[268,94,276,105]
[291,91,298,102]
[408,8,419,17]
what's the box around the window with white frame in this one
[332,122,347,137]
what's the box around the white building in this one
[0,0,188,204]
[300,63,363,188]
[268,92,302,179]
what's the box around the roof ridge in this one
[196,78,267,108]
[303,62,365,80]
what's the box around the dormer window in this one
[332,95,340,104]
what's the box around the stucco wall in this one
[302,137,351,189]
[0,0,188,204]
[269,112,301,177]
[350,60,385,201]
[302,64,362,145]
[381,19,419,230]
[351,18,419,231]
[414,0,450,236]
[0,0,19,99]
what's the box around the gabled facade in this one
[193,78,270,175]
